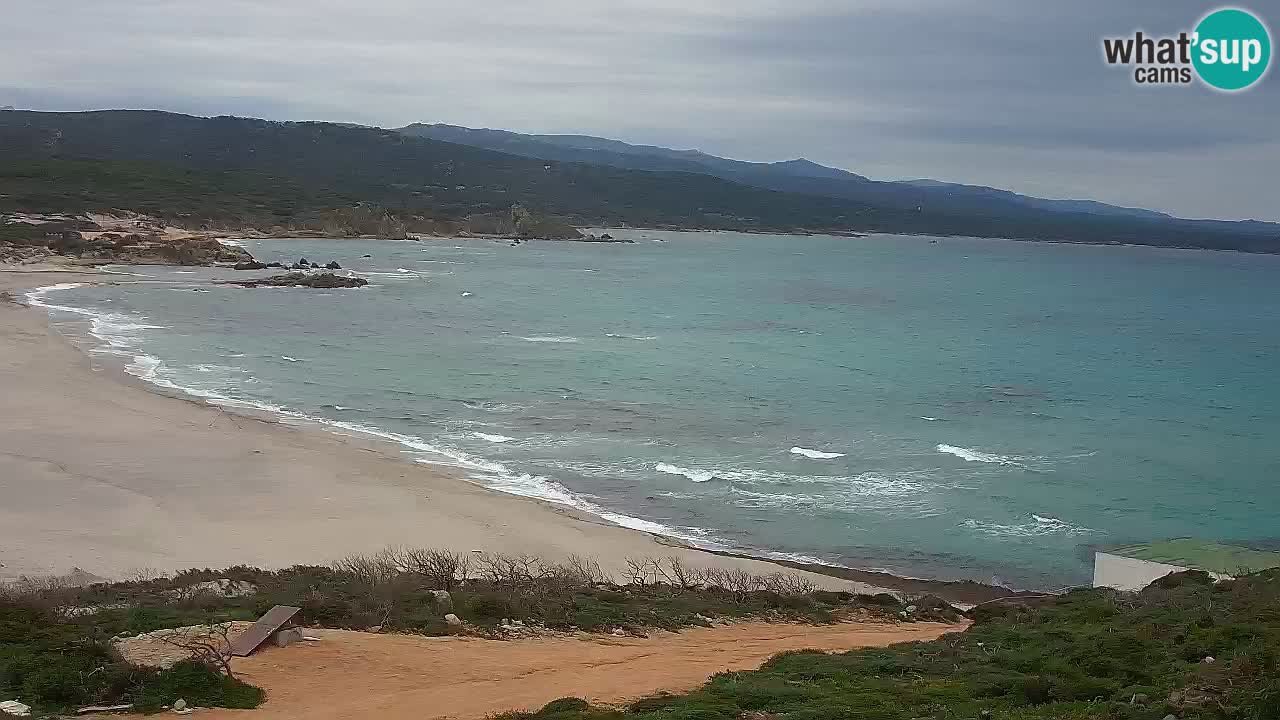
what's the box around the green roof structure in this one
[1105,538,1280,576]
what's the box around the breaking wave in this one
[519,336,580,343]
[473,431,515,443]
[655,462,717,483]
[789,446,845,459]
[961,514,1094,539]
[936,443,1024,467]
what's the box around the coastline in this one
[1,266,945,598]
[0,264,1040,605]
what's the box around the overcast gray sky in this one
[2,0,1276,220]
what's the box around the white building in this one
[1093,538,1280,591]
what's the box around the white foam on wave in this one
[655,462,717,483]
[726,470,936,514]
[472,431,515,443]
[789,446,846,460]
[936,443,1024,467]
[25,284,167,352]
[280,356,303,363]
[475,472,718,544]
[99,266,150,277]
[361,269,430,278]
[604,333,656,341]
[217,238,247,248]
[655,463,718,483]
[961,514,1094,539]
[519,336,580,343]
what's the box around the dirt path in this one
[199,621,964,720]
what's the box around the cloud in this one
[1,0,1276,219]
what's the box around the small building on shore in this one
[1093,538,1280,591]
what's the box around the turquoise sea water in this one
[29,231,1280,589]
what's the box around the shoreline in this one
[0,265,1024,605]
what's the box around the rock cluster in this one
[225,272,368,289]
[166,578,257,600]
[287,257,342,270]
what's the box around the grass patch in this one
[0,601,263,715]
[1,549,945,714]
[492,568,1280,720]
[10,552,947,641]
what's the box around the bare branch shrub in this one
[546,555,610,585]
[472,553,546,591]
[761,572,818,595]
[401,548,471,590]
[624,557,656,586]
[154,622,238,678]
[332,547,412,585]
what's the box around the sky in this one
[2,0,1276,220]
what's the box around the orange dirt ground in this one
[198,620,965,720]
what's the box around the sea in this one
[25,230,1280,590]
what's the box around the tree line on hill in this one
[0,110,1276,252]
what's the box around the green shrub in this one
[539,697,591,714]
[134,660,265,712]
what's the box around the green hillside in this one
[1,110,1277,252]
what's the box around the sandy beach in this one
[0,268,891,592]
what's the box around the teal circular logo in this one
[1192,8,1271,91]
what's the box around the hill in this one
[1,110,1277,252]
[398,123,1173,221]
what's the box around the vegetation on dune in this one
[4,551,1277,719]
[0,601,263,714]
[12,551,949,638]
[0,550,944,714]
[498,569,1280,720]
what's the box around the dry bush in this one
[761,572,818,595]
[472,553,548,591]
[401,548,471,590]
[0,574,76,611]
[619,557,814,598]
[154,622,238,677]
[547,555,611,586]
[700,567,767,600]
[623,557,656,586]
[332,547,404,585]
[123,566,168,583]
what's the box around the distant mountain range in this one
[400,124,1172,222]
[0,110,1276,253]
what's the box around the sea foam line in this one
[790,446,845,460]
[519,335,580,343]
[22,282,724,554]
